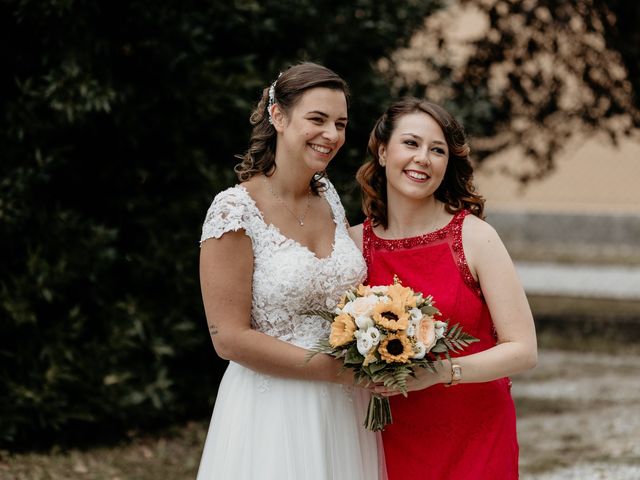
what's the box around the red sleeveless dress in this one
[363,210,519,480]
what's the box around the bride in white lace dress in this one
[197,63,383,479]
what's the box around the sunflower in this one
[386,283,417,308]
[337,294,347,309]
[378,333,413,363]
[373,300,410,331]
[356,284,372,296]
[329,313,357,347]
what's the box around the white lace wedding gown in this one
[197,179,383,479]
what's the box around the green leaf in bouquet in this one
[420,305,440,316]
[344,344,364,365]
[367,360,387,374]
[430,342,449,354]
[443,322,479,353]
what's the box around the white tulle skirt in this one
[196,362,384,480]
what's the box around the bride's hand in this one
[372,365,448,396]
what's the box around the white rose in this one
[407,318,421,338]
[434,321,447,339]
[412,341,427,359]
[355,315,374,330]
[365,326,381,345]
[409,307,423,321]
[407,323,416,337]
[356,333,374,356]
[350,296,379,317]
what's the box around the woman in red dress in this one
[350,98,538,479]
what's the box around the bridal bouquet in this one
[306,276,478,431]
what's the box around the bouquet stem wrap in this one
[365,395,392,432]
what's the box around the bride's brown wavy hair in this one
[234,62,350,195]
[356,98,485,228]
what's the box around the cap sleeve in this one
[200,186,255,245]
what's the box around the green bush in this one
[0,0,442,447]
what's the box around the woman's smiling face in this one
[379,111,449,204]
[273,87,348,173]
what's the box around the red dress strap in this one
[362,218,374,283]
[449,210,483,298]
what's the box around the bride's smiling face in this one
[272,87,348,173]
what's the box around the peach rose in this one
[416,315,437,350]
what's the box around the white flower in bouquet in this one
[344,295,378,317]
[355,326,382,356]
[355,315,374,330]
[435,320,447,339]
[409,307,422,321]
[355,331,374,356]
[364,326,381,345]
[412,341,427,359]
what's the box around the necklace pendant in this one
[299,221,304,226]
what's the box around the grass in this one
[0,422,206,480]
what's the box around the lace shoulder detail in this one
[320,178,347,225]
[200,186,256,244]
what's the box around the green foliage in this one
[0,0,443,447]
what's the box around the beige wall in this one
[475,135,640,215]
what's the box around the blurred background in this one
[1,1,638,478]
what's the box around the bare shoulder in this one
[462,213,502,247]
[240,176,264,199]
[348,223,364,251]
[461,214,509,276]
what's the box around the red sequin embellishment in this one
[362,210,482,298]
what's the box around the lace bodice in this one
[200,179,366,349]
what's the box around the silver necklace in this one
[264,176,311,226]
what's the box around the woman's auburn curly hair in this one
[356,98,485,228]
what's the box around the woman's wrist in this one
[438,359,453,385]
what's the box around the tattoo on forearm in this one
[209,324,219,336]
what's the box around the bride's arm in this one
[200,230,352,384]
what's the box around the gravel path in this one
[514,349,640,479]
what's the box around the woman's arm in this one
[385,215,537,392]
[200,230,352,384]
[348,224,364,252]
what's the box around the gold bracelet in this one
[444,363,462,387]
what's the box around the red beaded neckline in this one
[362,210,482,298]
